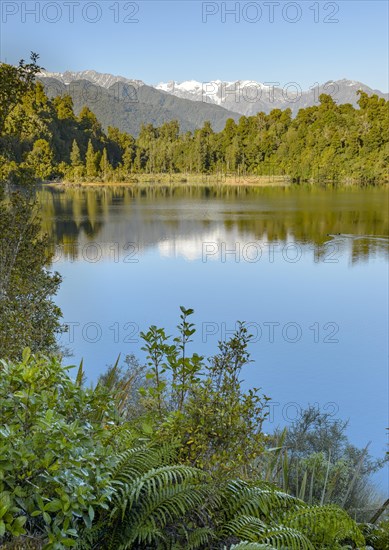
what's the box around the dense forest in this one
[0,60,388,186]
[1,56,388,549]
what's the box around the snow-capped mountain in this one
[40,70,144,89]
[155,79,273,107]
[155,78,388,116]
[39,70,388,127]
[38,72,242,136]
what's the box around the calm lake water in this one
[38,184,389,487]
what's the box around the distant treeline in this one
[0,80,388,185]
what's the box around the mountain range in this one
[39,70,388,136]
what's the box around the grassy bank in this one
[45,173,291,187]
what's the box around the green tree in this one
[0,52,42,137]
[0,192,62,360]
[99,147,111,180]
[25,138,54,180]
[70,138,82,166]
[85,138,97,179]
[53,94,75,120]
[69,138,83,181]
[272,406,387,520]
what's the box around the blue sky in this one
[1,1,388,91]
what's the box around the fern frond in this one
[222,514,267,540]
[282,504,365,547]
[222,479,304,521]
[258,525,315,549]
[183,526,215,549]
[110,442,177,483]
[107,463,210,549]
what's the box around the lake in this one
[38,184,389,487]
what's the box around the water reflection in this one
[38,185,389,264]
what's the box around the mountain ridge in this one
[39,75,242,136]
[39,70,388,135]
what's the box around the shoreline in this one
[42,174,388,188]
[44,174,291,187]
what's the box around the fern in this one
[110,442,177,483]
[222,514,268,539]
[361,521,389,550]
[220,479,304,522]
[282,504,365,547]
[216,479,364,550]
[90,445,213,549]
[221,514,314,549]
[180,526,215,549]
[258,525,314,549]
[77,445,367,550]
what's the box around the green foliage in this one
[228,544,279,550]
[0,191,62,360]
[0,53,42,136]
[282,504,365,547]
[85,139,98,179]
[0,351,117,549]
[137,310,270,476]
[139,306,203,418]
[97,448,213,549]
[170,322,270,473]
[0,349,368,549]
[1,57,388,185]
[361,520,389,550]
[25,139,54,180]
[217,479,365,549]
[267,406,388,519]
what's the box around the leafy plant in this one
[138,310,271,476]
[0,350,117,549]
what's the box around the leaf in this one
[61,539,77,547]
[44,499,62,512]
[76,359,84,386]
[36,494,44,510]
[0,505,9,520]
[22,347,31,363]
[0,425,10,437]
[88,505,95,521]
[13,515,27,528]
[0,520,5,537]
[43,511,51,524]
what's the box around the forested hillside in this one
[0,62,388,185]
[39,76,241,135]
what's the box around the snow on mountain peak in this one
[155,79,270,106]
[39,69,145,88]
